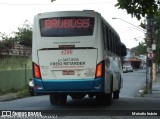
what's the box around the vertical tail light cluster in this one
[32,62,41,79]
[95,61,105,78]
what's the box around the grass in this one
[0,86,30,99]
[16,86,30,98]
[0,88,18,96]
[140,87,147,97]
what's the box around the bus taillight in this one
[33,62,41,79]
[95,61,104,78]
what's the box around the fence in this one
[0,55,32,91]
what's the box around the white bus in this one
[31,10,126,105]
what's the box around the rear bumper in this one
[33,78,104,95]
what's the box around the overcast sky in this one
[0,0,145,48]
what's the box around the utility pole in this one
[152,26,156,82]
[146,16,153,94]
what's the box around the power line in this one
[0,1,117,6]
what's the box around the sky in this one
[0,0,146,48]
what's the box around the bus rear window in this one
[39,17,95,37]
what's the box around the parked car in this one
[126,66,133,72]
[123,66,128,73]
[123,66,133,73]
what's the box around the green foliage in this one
[0,86,30,99]
[0,33,14,49]
[131,41,146,55]
[0,20,32,50]
[16,86,30,99]
[14,20,32,47]
[154,14,160,56]
[155,21,160,64]
[0,88,17,96]
[115,0,160,20]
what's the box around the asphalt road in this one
[120,69,146,97]
[0,70,160,119]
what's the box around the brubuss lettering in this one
[44,18,90,29]
[40,17,94,37]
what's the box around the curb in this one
[137,73,160,98]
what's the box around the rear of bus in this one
[32,11,104,102]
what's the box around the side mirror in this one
[120,43,127,57]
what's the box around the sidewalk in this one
[140,72,160,98]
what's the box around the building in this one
[0,43,31,56]
[123,49,146,69]
[139,55,147,69]
[10,43,31,56]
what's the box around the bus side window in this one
[120,43,127,57]
[115,36,117,55]
[111,32,114,53]
[113,34,116,54]
[115,36,119,55]
[106,26,109,51]
[107,29,111,51]
[102,21,107,50]
[117,38,120,56]
[109,30,112,52]
[118,38,121,56]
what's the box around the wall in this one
[0,55,32,91]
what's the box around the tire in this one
[113,76,121,99]
[96,77,113,105]
[113,90,119,99]
[49,94,58,105]
[96,93,112,105]
[105,77,113,105]
[96,94,104,105]
[58,94,67,105]
[105,93,112,105]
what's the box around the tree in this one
[14,20,32,47]
[0,33,15,54]
[115,0,160,20]
[155,30,160,64]
[154,12,160,64]
[115,0,160,66]
[0,20,32,55]
[131,41,147,55]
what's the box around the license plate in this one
[62,70,75,75]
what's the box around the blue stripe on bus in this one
[33,78,104,94]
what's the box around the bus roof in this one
[37,10,98,17]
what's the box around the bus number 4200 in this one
[61,49,73,55]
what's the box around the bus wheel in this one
[96,94,112,105]
[105,93,112,105]
[58,94,67,105]
[96,94,104,105]
[113,90,119,99]
[49,94,58,105]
